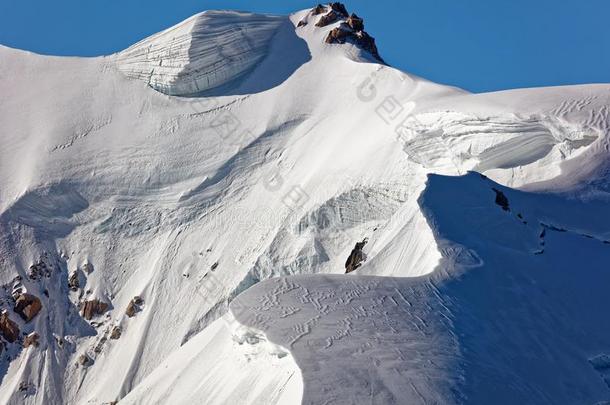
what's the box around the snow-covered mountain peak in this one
[114,4,385,96]
[2,3,610,405]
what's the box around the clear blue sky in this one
[1,0,609,93]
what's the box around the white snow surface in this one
[0,5,609,405]
[115,11,286,96]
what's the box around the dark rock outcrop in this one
[94,336,107,353]
[325,25,351,44]
[55,335,65,348]
[353,31,381,61]
[0,310,20,343]
[125,301,138,318]
[110,326,122,340]
[14,293,42,322]
[346,13,363,31]
[68,271,80,291]
[28,260,51,280]
[125,296,143,318]
[492,188,510,211]
[18,381,34,394]
[23,332,39,348]
[325,27,381,61]
[321,14,383,62]
[311,4,326,15]
[329,2,349,17]
[307,2,384,61]
[81,299,108,320]
[345,238,368,273]
[78,354,92,367]
[316,11,339,27]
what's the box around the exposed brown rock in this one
[94,336,107,353]
[125,296,143,318]
[14,293,42,323]
[345,238,368,273]
[110,326,122,340]
[68,271,80,291]
[329,2,349,17]
[297,19,308,27]
[354,31,381,61]
[23,332,39,348]
[346,13,364,31]
[125,301,136,317]
[81,299,108,320]
[28,260,51,280]
[315,11,339,27]
[322,18,383,62]
[78,353,92,367]
[325,26,351,44]
[0,310,19,343]
[311,4,326,15]
[305,4,373,57]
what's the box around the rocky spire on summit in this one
[298,3,384,62]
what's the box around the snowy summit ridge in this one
[0,3,610,405]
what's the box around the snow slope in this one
[122,316,302,404]
[0,3,609,404]
[227,172,610,404]
[115,11,287,96]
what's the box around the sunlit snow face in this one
[116,11,285,96]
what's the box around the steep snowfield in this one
[122,316,302,404]
[0,4,609,404]
[227,173,610,404]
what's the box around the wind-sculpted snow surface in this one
[1,4,610,405]
[232,275,460,404]
[399,112,598,176]
[115,11,285,95]
[232,173,610,404]
[121,316,303,404]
